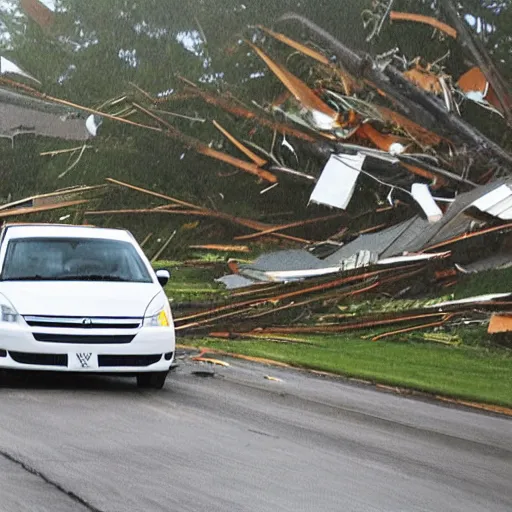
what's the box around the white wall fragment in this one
[411,183,443,223]
[471,184,512,220]
[0,56,41,84]
[309,153,366,210]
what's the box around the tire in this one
[136,371,168,389]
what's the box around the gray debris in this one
[240,249,324,272]
[216,274,256,289]
[323,220,412,266]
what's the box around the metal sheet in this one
[309,153,365,210]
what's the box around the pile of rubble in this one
[1,2,511,338]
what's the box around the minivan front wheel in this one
[136,371,168,389]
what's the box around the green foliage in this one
[152,260,225,302]
[451,267,512,299]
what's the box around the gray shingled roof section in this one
[0,87,92,141]
[0,103,91,141]
[383,180,512,255]
[379,216,430,257]
[427,215,474,246]
[322,219,413,265]
[239,249,324,272]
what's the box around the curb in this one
[176,344,512,418]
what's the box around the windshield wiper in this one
[58,274,129,282]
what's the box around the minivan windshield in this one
[0,237,153,283]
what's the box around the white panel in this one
[486,192,512,217]
[309,153,365,210]
[0,56,40,83]
[472,185,511,211]
[411,183,443,223]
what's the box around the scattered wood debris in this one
[1,3,510,344]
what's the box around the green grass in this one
[153,260,225,302]
[451,266,512,299]
[183,334,512,407]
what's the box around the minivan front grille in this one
[24,316,142,329]
[10,351,68,366]
[98,354,162,367]
[32,333,135,344]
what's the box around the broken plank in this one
[212,120,267,167]
[0,199,88,219]
[106,177,201,209]
[189,244,251,253]
[85,208,311,244]
[389,11,457,38]
[234,212,347,241]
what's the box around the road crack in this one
[0,449,105,512]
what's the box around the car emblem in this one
[76,353,92,368]
[82,318,92,327]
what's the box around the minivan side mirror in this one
[155,269,170,287]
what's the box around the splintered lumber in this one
[9,84,277,184]
[423,222,512,252]
[189,244,251,253]
[441,0,512,124]
[208,331,315,344]
[389,11,457,39]
[212,120,267,167]
[0,200,88,219]
[255,25,360,95]
[245,40,339,128]
[176,281,382,331]
[371,314,455,341]
[94,178,315,243]
[0,185,106,212]
[151,231,177,262]
[488,314,512,334]
[197,145,278,183]
[179,78,319,142]
[132,103,277,183]
[175,307,255,331]
[233,212,347,241]
[256,25,330,65]
[85,208,310,244]
[174,263,425,325]
[276,13,512,167]
[249,312,449,334]
[246,281,382,320]
[7,83,275,182]
[106,177,201,209]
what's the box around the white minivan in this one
[0,223,175,389]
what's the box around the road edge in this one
[176,343,512,418]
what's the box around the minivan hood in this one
[0,282,161,317]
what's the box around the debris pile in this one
[1,3,511,338]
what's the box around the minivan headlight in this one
[144,309,170,327]
[0,294,22,324]
[143,294,172,328]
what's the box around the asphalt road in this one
[0,354,511,512]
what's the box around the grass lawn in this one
[182,334,512,407]
[451,266,512,299]
[153,260,225,303]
